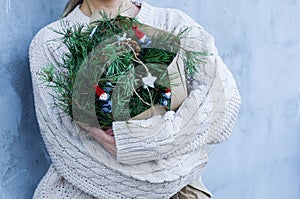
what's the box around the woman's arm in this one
[112,22,241,165]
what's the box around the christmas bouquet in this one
[40,12,209,130]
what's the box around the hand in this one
[84,126,116,156]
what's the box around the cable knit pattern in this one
[30,1,241,198]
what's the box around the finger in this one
[91,133,116,156]
[101,132,116,145]
[89,128,115,145]
[101,141,117,156]
[87,128,117,156]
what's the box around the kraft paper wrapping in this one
[131,53,188,120]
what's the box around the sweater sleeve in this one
[29,27,81,138]
[112,11,241,165]
[29,29,59,120]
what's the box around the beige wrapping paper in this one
[131,53,188,120]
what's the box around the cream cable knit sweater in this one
[30,2,241,199]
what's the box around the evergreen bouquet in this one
[40,12,209,130]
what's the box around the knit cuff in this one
[113,111,176,164]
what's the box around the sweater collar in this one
[66,1,153,26]
[66,5,90,24]
[134,1,154,25]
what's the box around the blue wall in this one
[150,1,300,199]
[0,1,67,198]
[0,0,299,198]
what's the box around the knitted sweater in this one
[29,1,241,199]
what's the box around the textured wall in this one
[148,1,300,199]
[0,0,299,199]
[0,0,67,198]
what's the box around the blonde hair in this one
[63,0,83,17]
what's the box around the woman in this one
[29,0,241,198]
